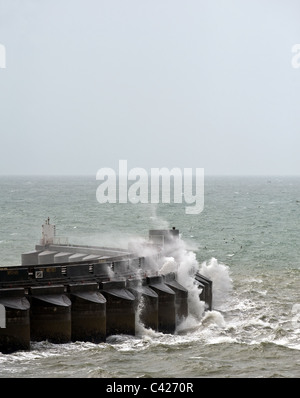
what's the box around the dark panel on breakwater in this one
[0,288,30,354]
[126,278,159,332]
[29,285,72,343]
[147,276,176,334]
[164,272,188,322]
[195,272,213,311]
[99,281,136,337]
[68,282,106,343]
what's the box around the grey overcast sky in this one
[0,0,300,176]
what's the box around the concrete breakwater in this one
[0,220,212,354]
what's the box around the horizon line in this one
[0,173,300,178]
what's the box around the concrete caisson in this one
[68,282,106,343]
[29,285,71,343]
[163,272,188,323]
[99,280,136,337]
[146,275,176,334]
[195,272,213,311]
[126,278,159,331]
[21,250,42,266]
[0,287,30,354]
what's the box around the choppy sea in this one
[0,175,299,380]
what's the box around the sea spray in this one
[200,310,226,328]
[135,294,146,335]
[199,257,233,310]
[115,227,232,334]
[126,232,205,330]
[158,235,206,323]
[157,238,233,329]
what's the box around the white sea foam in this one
[201,310,226,328]
[199,257,233,310]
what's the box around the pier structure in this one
[0,220,212,353]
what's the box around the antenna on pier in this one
[40,217,56,245]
